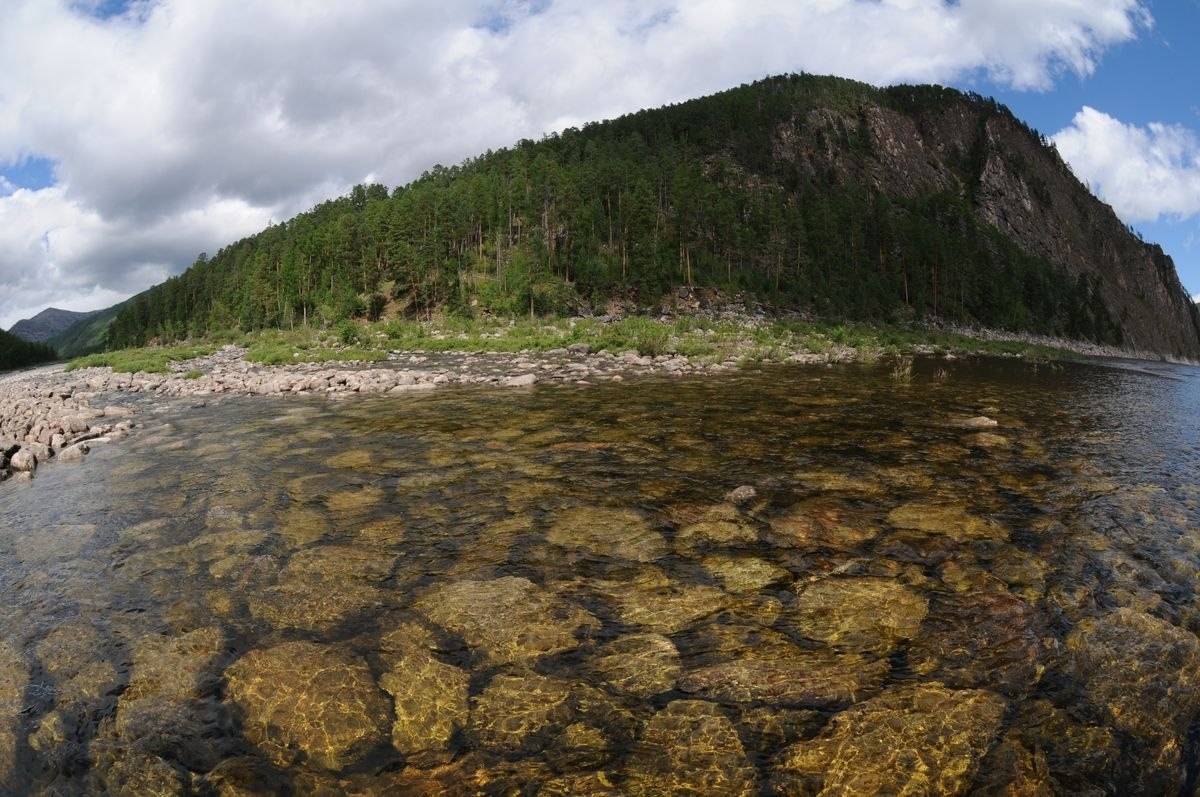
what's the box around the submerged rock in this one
[91,627,228,785]
[225,641,390,771]
[589,632,682,699]
[622,700,757,797]
[1066,608,1200,793]
[784,576,928,655]
[908,588,1045,697]
[469,671,573,753]
[886,502,1009,542]
[247,580,385,633]
[701,554,790,592]
[546,506,669,563]
[279,544,396,583]
[768,499,881,549]
[589,568,729,634]
[674,504,759,555]
[413,576,598,665]
[969,730,1055,797]
[679,646,889,708]
[0,642,27,782]
[379,648,469,759]
[772,682,1007,796]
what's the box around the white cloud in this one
[1053,107,1200,223]
[0,0,1154,328]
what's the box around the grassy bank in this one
[65,314,1080,375]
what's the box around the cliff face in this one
[770,87,1200,359]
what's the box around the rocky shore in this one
[0,342,852,484]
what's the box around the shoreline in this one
[0,315,1189,484]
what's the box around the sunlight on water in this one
[0,357,1197,794]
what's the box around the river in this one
[0,356,1198,795]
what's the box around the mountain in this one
[0,328,56,371]
[104,73,1200,359]
[9,307,102,344]
[46,302,125,358]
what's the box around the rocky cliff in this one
[771,82,1200,359]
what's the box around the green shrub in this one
[337,320,361,345]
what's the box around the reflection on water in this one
[0,357,1198,794]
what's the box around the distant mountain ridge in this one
[46,302,125,358]
[103,73,1200,358]
[8,307,102,344]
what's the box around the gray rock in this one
[9,448,36,473]
[503,373,538,387]
[57,442,90,463]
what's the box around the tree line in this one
[0,329,57,371]
[106,73,1122,349]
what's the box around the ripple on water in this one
[0,358,1197,793]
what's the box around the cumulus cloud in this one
[0,0,1155,328]
[1053,107,1200,222]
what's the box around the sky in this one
[2,0,1199,330]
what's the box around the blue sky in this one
[1,0,1198,329]
[984,0,1200,299]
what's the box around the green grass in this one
[65,344,218,374]
[71,314,1085,376]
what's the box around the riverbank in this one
[0,306,1156,484]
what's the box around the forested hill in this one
[106,73,1200,358]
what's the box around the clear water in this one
[0,357,1198,795]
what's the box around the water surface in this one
[1,357,1198,795]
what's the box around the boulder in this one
[1066,608,1200,793]
[379,649,469,759]
[908,588,1045,697]
[622,700,757,796]
[886,502,1009,542]
[589,633,682,699]
[784,576,928,655]
[56,442,90,463]
[9,448,36,473]
[547,507,668,563]
[413,576,598,665]
[772,682,1007,795]
[225,641,390,771]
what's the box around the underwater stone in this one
[280,544,396,583]
[1066,608,1200,794]
[414,576,598,665]
[379,649,469,758]
[673,504,759,555]
[225,641,390,772]
[0,641,27,782]
[772,682,1007,796]
[92,627,228,781]
[785,576,928,655]
[908,588,1045,698]
[469,671,573,753]
[701,554,790,592]
[886,502,1009,542]
[590,632,682,699]
[679,647,889,708]
[546,506,669,563]
[622,700,757,797]
[590,569,729,635]
[768,499,881,549]
[247,580,385,633]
